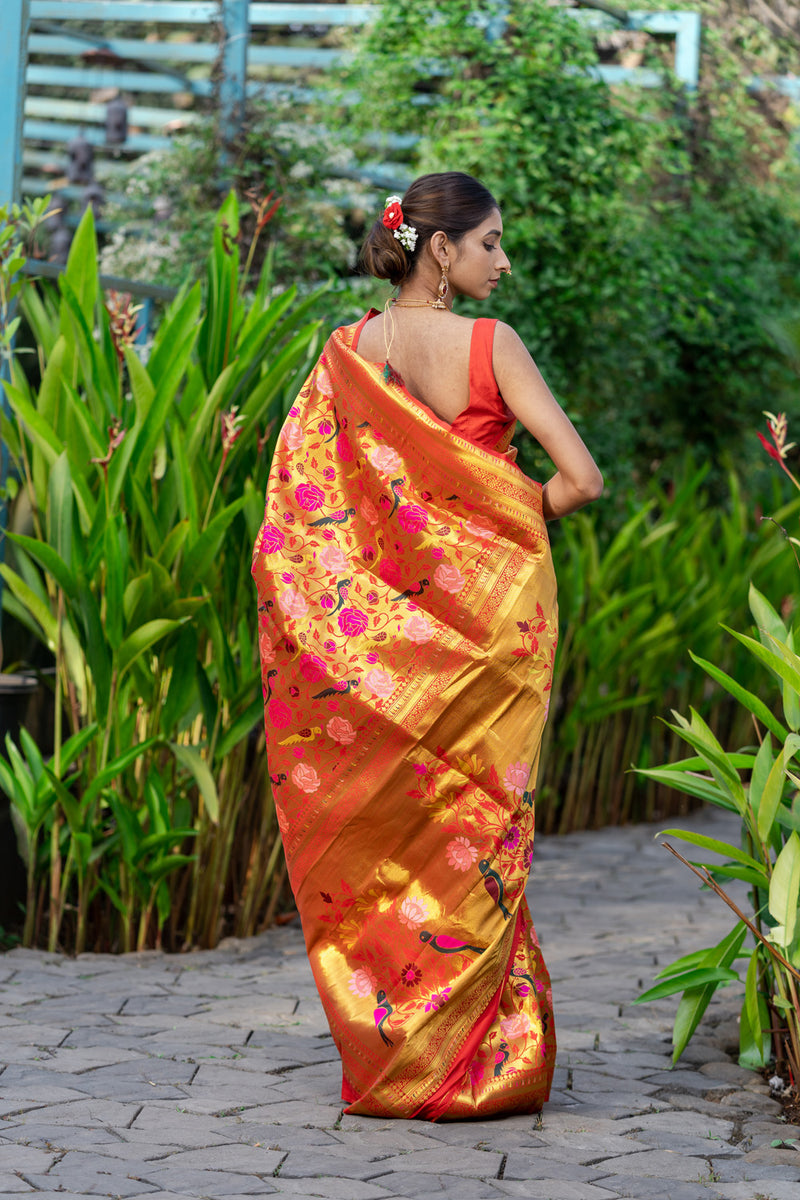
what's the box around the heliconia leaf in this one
[688,650,788,744]
[658,828,764,872]
[724,626,800,697]
[168,743,219,824]
[758,736,800,845]
[117,618,187,679]
[768,832,800,947]
[749,583,787,647]
[740,945,772,1069]
[633,966,739,1004]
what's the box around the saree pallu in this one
[252,318,557,1120]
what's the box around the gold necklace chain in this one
[383,295,447,363]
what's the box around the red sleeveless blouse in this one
[353,312,516,454]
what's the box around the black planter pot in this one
[0,673,39,929]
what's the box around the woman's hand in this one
[493,323,603,519]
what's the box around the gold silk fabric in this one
[252,317,558,1120]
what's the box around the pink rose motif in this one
[317,366,334,397]
[291,762,321,794]
[378,558,401,588]
[319,545,349,574]
[337,432,354,462]
[370,444,401,473]
[363,668,394,699]
[278,588,308,620]
[504,760,529,797]
[360,495,379,525]
[398,504,429,534]
[500,1012,531,1040]
[283,512,295,524]
[318,419,332,436]
[446,837,479,871]
[463,519,495,539]
[323,467,335,480]
[320,594,335,611]
[268,699,292,729]
[299,654,326,682]
[281,420,305,451]
[433,563,465,594]
[259,524,285,554]
[295,483,325,511]
[338,607,368,636]
[398,895,428,928]
[348,967,376,998]
[327,715,356,745]
[403,613,434,644]
[280,571,294,584]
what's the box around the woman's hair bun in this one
[358,172,498,287]
[359,219,411,286]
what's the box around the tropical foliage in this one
[0,195,324,952]
[635,413,800,1098]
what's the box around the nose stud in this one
[501,267,512,276]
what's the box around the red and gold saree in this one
[252,315,557,1119]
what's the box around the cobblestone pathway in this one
[1,806,799,1200]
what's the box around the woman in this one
[252,172,602,1120]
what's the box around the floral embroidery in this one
[433,562,465,593]
[259,524,285,554]
[398,504,429,533]
[446,837,479,871]
[337,607,369,636]
[400,962,422,987]
[398,895,428,928]
[370,444,401,473]
[500,1011,531,1040]
[319,545,349,573]
[327,715,357,744]
[282,420,305,451]
[295,482,325,511]
[349,966,376,997]
[362,668,395,699]
[503,761,529,797]
[277,588,308,620]
[403,613,434,644]
[291,762,321,793]
[424,987,451,1012]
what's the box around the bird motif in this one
[373,989,394,1046]
[510,966,539,995]
[388,477,404,515]
[331,578,352,613]
[522,789,534,807]
[277,725,321,746]
[478,860,511,920]
[313,677,360,699]
[418,931,486,956]
[390,577,430,603]
[269,771,287,787]
[493,1040,510,1077]
[310,507,356,527]
[263,668,278,701]
[542,1011,550,1035]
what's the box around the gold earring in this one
[432,263,449,309]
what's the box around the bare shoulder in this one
[492,320,533,362]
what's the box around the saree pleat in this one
[252,318,557,1119]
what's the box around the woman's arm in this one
[492,322,603,520]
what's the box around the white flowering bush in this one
[99,106,372,295]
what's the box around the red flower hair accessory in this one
[382,195,404,230]
[381,194,418,251]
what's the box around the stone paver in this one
[2,806,799,1199]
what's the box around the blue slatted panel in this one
[30,2,374,24]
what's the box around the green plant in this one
[0,193,325,952]
[633,414,800,1093]
[336,0,800,487]
[539,461,800,831]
